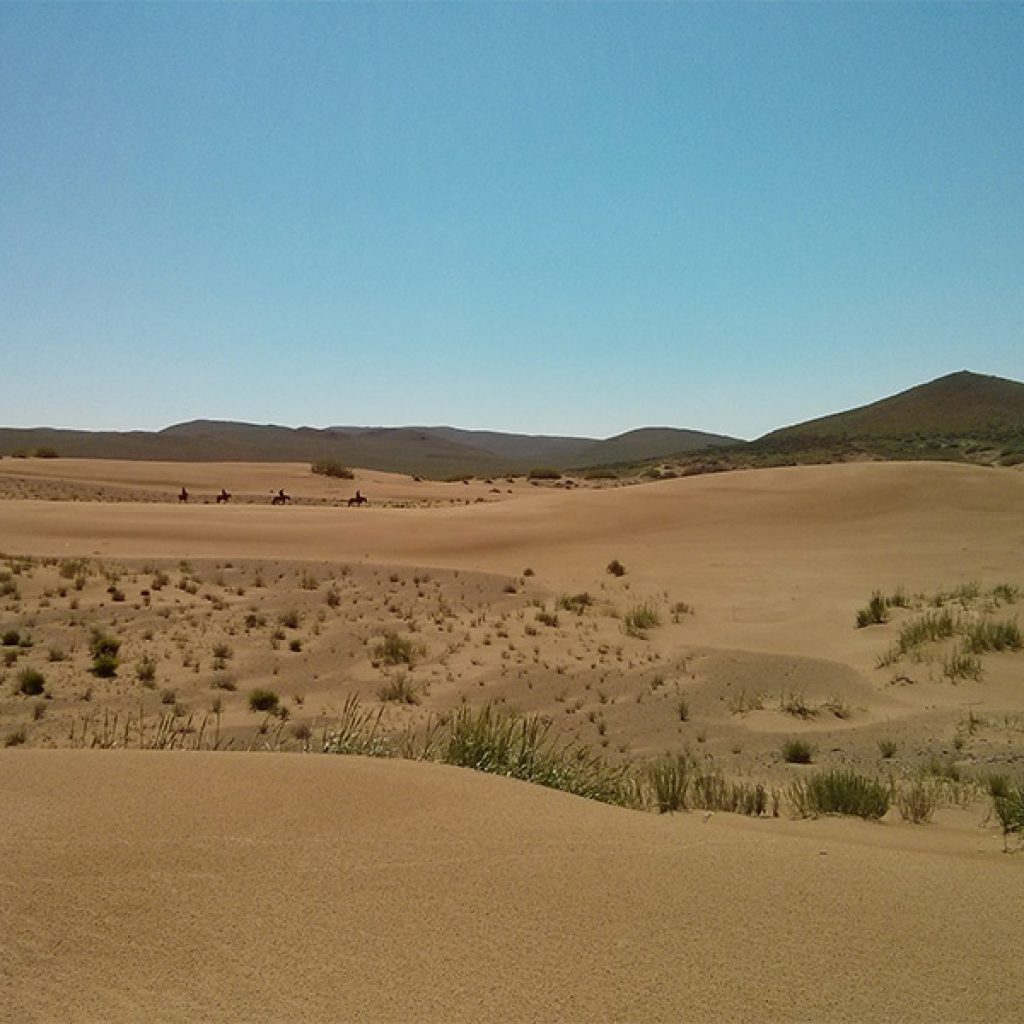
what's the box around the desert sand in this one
[1,458,1022,1021]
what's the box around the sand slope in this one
[1,748,1019,1024]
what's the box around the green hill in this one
[758,371,1024,447]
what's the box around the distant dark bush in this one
[606,559,626,577]
[17,668,45,696]
[527,468,562,480]
[781,738,814,764]
[311,460,354,479]
[583,469,619,480]
[249,688,280,713]
[32,447,59,458]
[2,630,20,647]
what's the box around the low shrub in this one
[4,727,27,747]
[557,592,593,615]
[248,688,281,713]
[991,783,1024,850]
[527,468,562,480]
[606,559,626,577]
[781,738,814,764]
[311,460,354,479]
[17,668,45,696]
[374,631,418,666]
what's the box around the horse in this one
[347,490,368,507]
[215,489,231,504]
[178,487,189,503]
[271,489,291,506]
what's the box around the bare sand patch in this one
[1,749,1019,1024]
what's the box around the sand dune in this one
[1,749,1019,1024]
[1,459,1023,1022]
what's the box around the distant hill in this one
[757,371,1024,447]
[0,421,738,479]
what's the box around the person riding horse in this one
[216,488,231,504]
[271,488,291,505]
[178,487,189,503]
[348,490,367,507]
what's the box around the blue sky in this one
[2,2,1022,441]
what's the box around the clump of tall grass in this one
[877,737,898,759]
[898,608,957,651]
[895,776,941,823]
[643,756,775,817]
[425,704,633,805]
[623,602,660,637]
[322,695,391,757]
[856,592,889,628]
[690,769,775,817]
[960,617,1021,654]
[788,769,890,820]
[942,646,983,682]
[646,755,692,812]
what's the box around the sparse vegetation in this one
[311,460,355,479]
[606,559,626,578]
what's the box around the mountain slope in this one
[758,371,1024,445]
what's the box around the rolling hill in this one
[757,370,1024,448]
[0,421,738,479]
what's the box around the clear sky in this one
[2,2,1022,441]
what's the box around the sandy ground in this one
[1,458,1023,1021]
[2,749,1021,1024]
